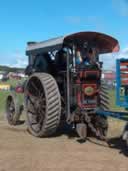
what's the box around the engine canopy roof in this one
[26,31,120,56]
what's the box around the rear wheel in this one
[96,82,109,138]
[100,82,110,110]
[6,95,21,125]
[25,73,61,137]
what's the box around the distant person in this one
[83,48,96,65]
[75,47,99,67]
[75,49,83,65]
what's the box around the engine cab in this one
[68,44,101,112]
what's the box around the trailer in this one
[96,58,128,146]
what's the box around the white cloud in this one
[11,58,28,68]
[0,51,28,68]
[11,51,28,68]
[100,46,128,70]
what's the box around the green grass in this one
[0,90,10,120]
[108,89,125,112]
[0,79,20,87]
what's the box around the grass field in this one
[109,89,126,112]
[0,79,22,87]
[0,90,10,120]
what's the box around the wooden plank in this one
[120,62,128,66]
[121,74,128,78]
[121,80,128,85]
[120,68,128,72]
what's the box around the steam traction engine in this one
[6,32,120,140]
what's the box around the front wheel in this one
[6,95,21,125]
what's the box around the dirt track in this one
[0,120,128,171]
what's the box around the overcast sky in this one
[0,0,128,69]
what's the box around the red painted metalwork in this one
[121,80,128,85]
[77,84,98,108]
[78,70,100,79]
[84,70,100,79]
[121,74,128,78]
[120,62,128,85]
[120,62,128,66]
[120,68,128,72]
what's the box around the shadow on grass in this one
[107,137,128,157]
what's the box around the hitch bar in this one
[96,109,128,121]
